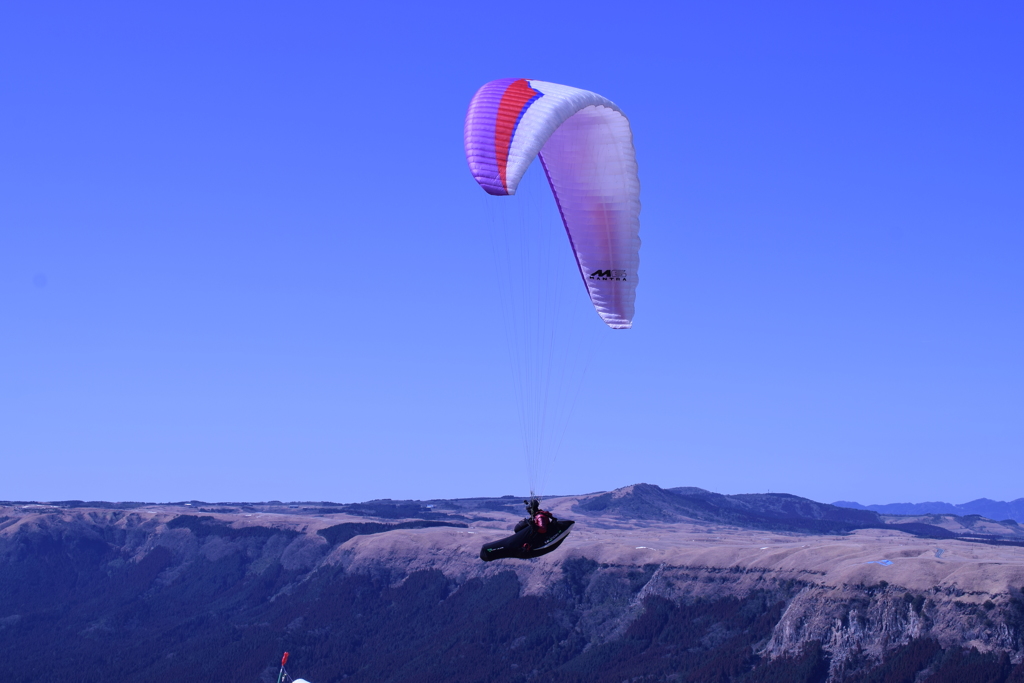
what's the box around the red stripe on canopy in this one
[494,79,540,192]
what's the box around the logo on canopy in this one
[589,269,628,281]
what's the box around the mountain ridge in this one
[573,483,1024,545]
[834,497,1024,523]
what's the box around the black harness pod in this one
[479,513,575,561]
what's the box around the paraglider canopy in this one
[465,78,641,329]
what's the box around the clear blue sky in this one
[2,2,1021,505]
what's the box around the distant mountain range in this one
[576,483,882,534]
[832,498,1024,523]
[573,484,1024,543]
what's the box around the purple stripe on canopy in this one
[464,78,518,196]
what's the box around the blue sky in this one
[2,2,1021,505]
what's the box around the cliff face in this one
[763,582,1023,677]
[3,488,1024,683]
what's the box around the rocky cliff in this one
[3,486,1024,682]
